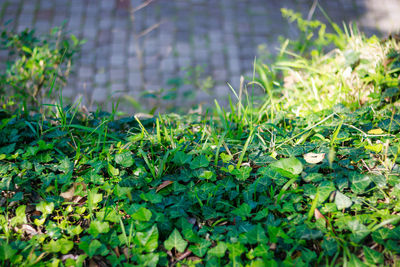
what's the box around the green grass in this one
[1,9,400,267]
[255,8,400,117]
[0,88,399,266]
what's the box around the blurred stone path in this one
[1,0,400,112]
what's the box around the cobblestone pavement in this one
[1,0,400,112]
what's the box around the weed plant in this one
[256,8,400,117]
[0,9,400,267]
[0,25,84,111]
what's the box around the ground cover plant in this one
[1,89,399,266]
[1,9,400,267]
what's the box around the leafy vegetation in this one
[256,8,400,116]
[0,25,83,110]
[1,9,400,267]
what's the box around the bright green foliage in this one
[164,229,188,253]
[0,100,398,265]
[208,242,227,258]
[0,26,83,108]
[270,157,303,177]
[256,9,400,116]
[0,9,400,267]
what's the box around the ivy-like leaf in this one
[132,207,152,222]
[173,151,192,165]
[135,224,159,252]
[363,246,384,265]
[350,173,371,194]
[232,203,251,220]
[208,242,227,258]
[115,152,134,168]
[164,228,188,253]
[246,224,268,244]
[189,239,211,257]
[88,220,110,237]
[270,157,303,178]
[335,191,352,210]
[190,155,209,169]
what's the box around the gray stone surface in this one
[1,0,400,112]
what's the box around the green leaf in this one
[22,46,32,54]
[10,192,23,202]
[69,225,83,236]
[220,152,233,163]
[253,243,270,258]
[0,241,16,260]
[138,253,159,267]
[350,174,371,194]
[88,220,110,237]
[318,181,336,204]
[190,155,209,169]
[96,207,119,223]
[365,143,383,153]
[43,239,60,253]
[164,228,188,253]
[140,191,162,204]
[115,152,134,168]
[231,166,252,181]
[36,201,54,217]
[108,163,119,176]
[58,238,74,254]
[132,207,152,222]
[378,115,400,132]
[335,191,352,210]
[363,246,383,265]
[189,239,211,257]
[348,220,370,243]
[270,157,303,177]
[134,224,159,252]
[58,157,73,173]
[88,239,102,258]
[208,241,227,258]
[199,170,216,181]
[232,203,251,220]
[254,208,269,221]
[246,224,268,244]
[173,151,192,165]
[369,174,386,188]
[303,173,324,183]
[10,205,27,226]
[321,237,338,256]
[0,143,16,154]
[87,189,102,212]
[372,228,390,244]
[348,253,368,267]
[227,242,245,264]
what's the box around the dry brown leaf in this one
[122,247,130,260]
[32,210,41,216]
[303,152,325,164]
[21,224,37,237]
[89,259,99,267]
[60,183,86,202]
[114,247,120,258]
[176,250,192,261]
[314,208,328,224]
[156,180,173,192]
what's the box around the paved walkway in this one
[1,0,400,112]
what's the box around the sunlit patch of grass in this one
[256,8,400,117]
